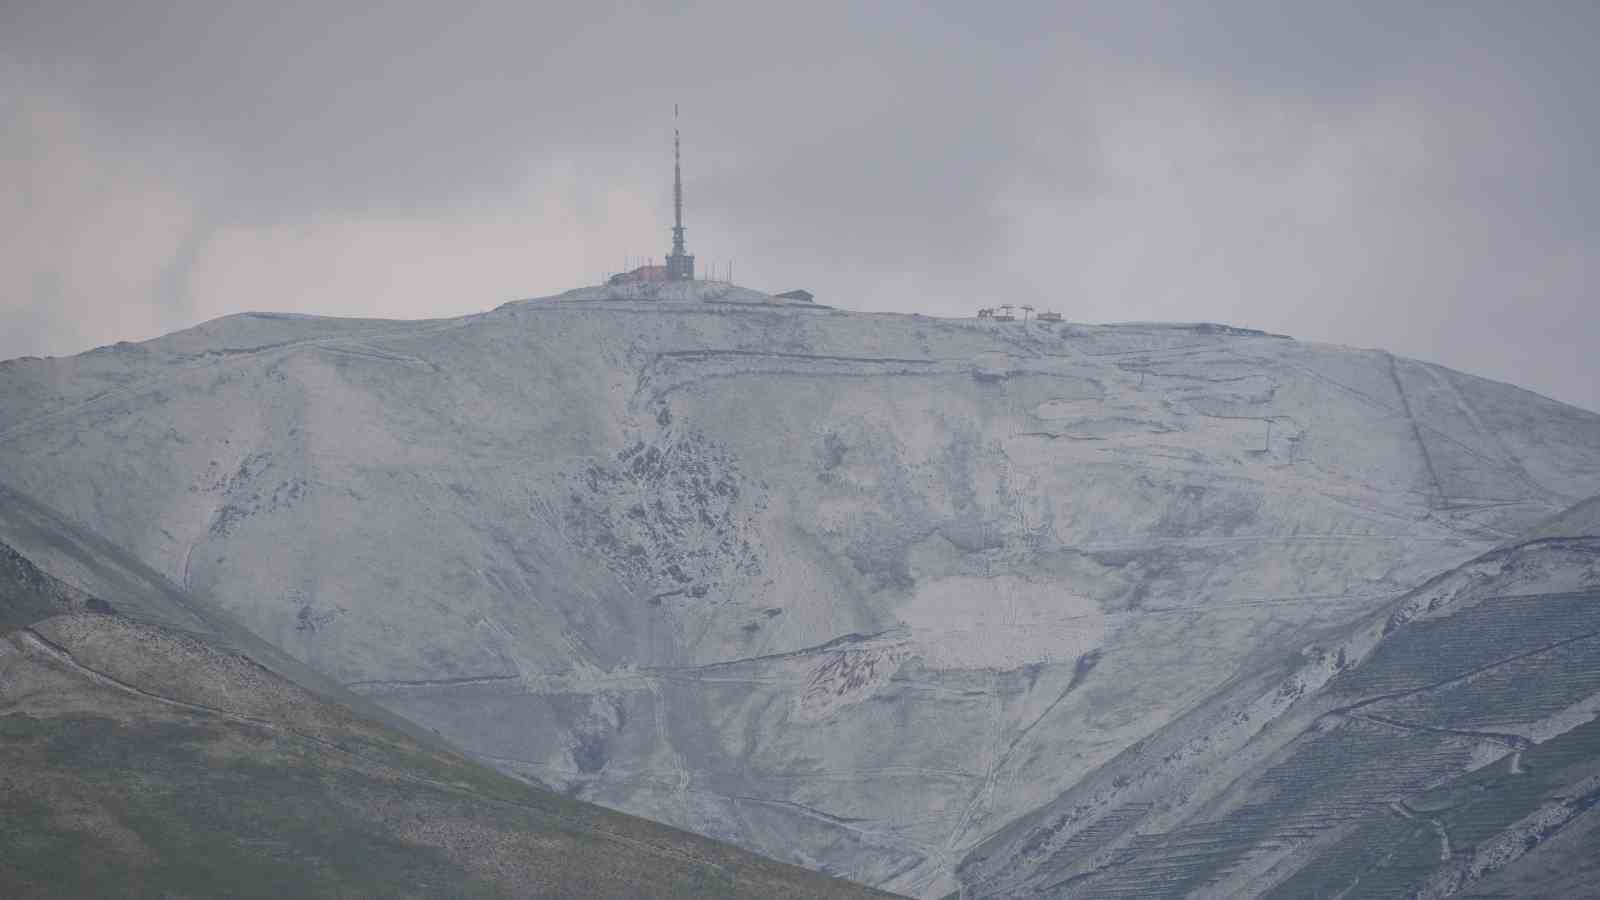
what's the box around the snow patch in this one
[898,575,1105,670]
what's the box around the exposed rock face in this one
[3,288,1599,895]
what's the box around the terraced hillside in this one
[3,282,1599,895]
[0,487,898,900]
[956,502,1600,898]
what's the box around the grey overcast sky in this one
[4,1,1597,411]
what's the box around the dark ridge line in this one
[992,651,1103,783]
[15,626,277,731]
[310,343,440,371]
[0,482,464,756]
[344,673,523,690]
[1417,585,1600,605]
[643,631,895,674]
[1334,623,1600,717]
[1387,352,1447,507]
[1347,711,1534,750]
[728,794,871,825]
[1384,540,1600,634]
[1440,365,1557,503]
[1015,431,1103,442]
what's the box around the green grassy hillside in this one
[0,541,899,899]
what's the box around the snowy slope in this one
[3,283,1599,895]
[956,499,1600,898]
[0,494,900,900]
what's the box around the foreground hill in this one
[0,487,897,899]
[3,283,1599,895]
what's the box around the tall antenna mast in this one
[673,104,683,252]
[666,103,694,280]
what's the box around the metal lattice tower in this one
[666,104,695,281]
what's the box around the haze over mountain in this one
[3,281,1598,896]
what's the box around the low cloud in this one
[3,1,1596,411]
[1,74,197,358]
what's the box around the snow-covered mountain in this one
[3,282,1598,896]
